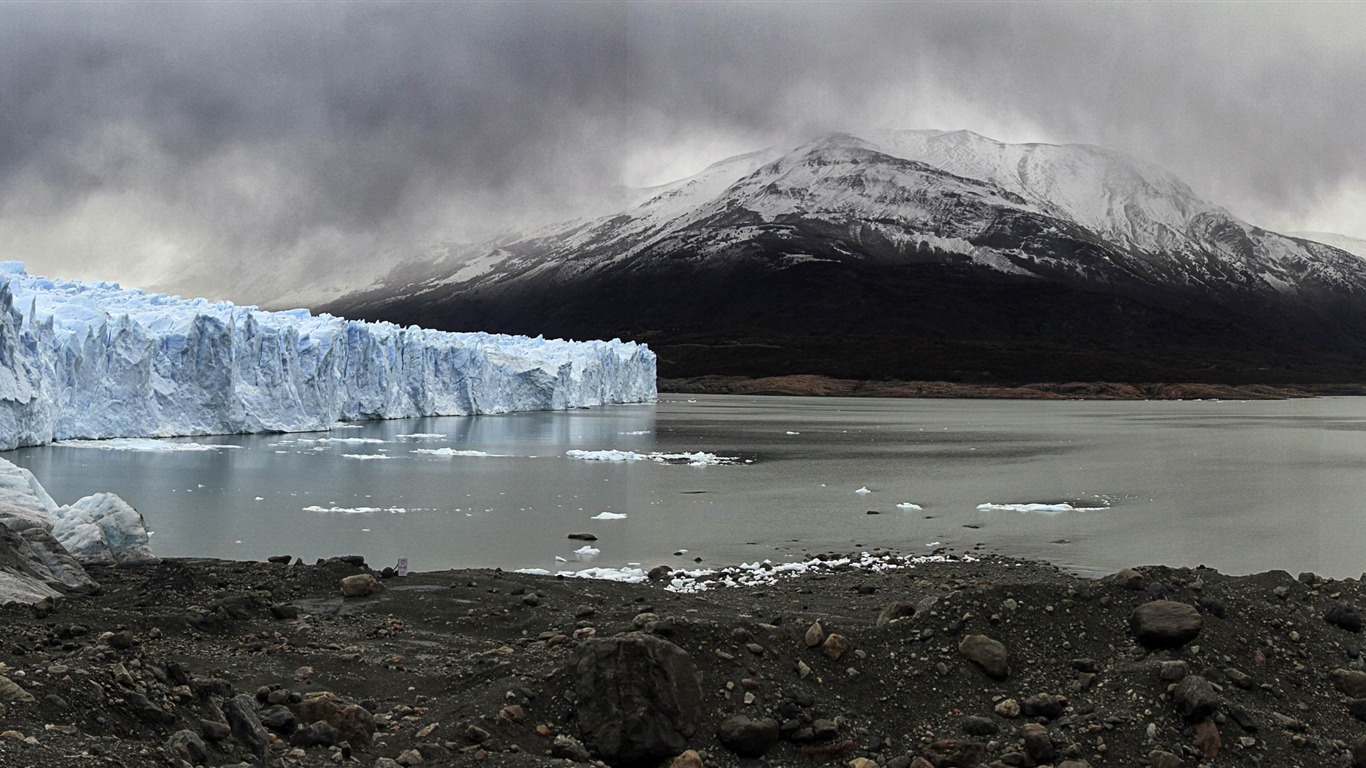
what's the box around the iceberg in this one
[0,262,656,451]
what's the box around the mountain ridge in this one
[326,130,1366,386]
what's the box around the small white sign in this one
[397,557,409,577]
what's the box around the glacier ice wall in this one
[0,262,656,450]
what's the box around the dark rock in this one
[811,719,839,740]
[959,634,1009,679]
[574,632,702,765]
[291,691,375,746]
[267,554,292,564]
[198,720,230,741]
[1193,718,1221,760]
[1326,603,1363,632]
[1172,675,1219,722]
[1159,660,1189,681]
[960,716,998,736]
[126,691,176,725]
[876,601,917,626]
[210,595,261,620]
[1147,750,1184,768]
[192,677,233,699]
[717,716,781,759]
[225,693,269,759]
[922,739,987,766]
[1108,567,1146,590]
[1130,600,1202,649]
[289,720,339,748]
[647,565,673,581]
[1354,735,1366,768]
[335,554,366,566]
[1197,597,1226,619]
[260,705,298,735]
[1224,667,1254,689]
[107,630,136,650]
[167,729,208,765]
[1020,693,1067,721]
[1021,723,1055,763]
[551,733,592,761]
[567,533,598,541]
[269,603,300,620]
[1347,698,1366,722]
[1332,668,1366,698]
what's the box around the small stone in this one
[396,748,424,766]
[551,733,591,761]
[0,677,34,703]
[1332,668,1366,698]
[717,715,780,758]
[1192,719,1221,759]
[959,634,1009,679]
[289,720,339,748]
[876,601,917,626]
[1109,567,1147,589]
[1159,660,1189,681]
[1020,693,1067,721]
[340,574,376,597]
[960,716,997,736]
[1021,723,1055,763]
[1147,750,1184,768]
[270,603,300,620]
[106,631,135,650]
[199,720,231,741]
[821,634,851,661]
[994,698,1021,718]
[225,694,269,759]
[796,660,812,679]
[805,621,827,648]
[669,749,704,768]
[848,759,880,768]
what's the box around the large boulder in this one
[291,691,375,746]
[574,632,702,766]
[1130,600,1202,649]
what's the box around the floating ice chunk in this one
[976,502,1108,514]
[854,486,872,494]
[254,496,264,501]
[55,439,241,452]
[396,433,445,439]
[785,431,800,435]
[573,545,601,557]
[302,505,406,514]
[341,453,392,460]
[565,449,736,466]
[298,437,387,445]
[410,448,504,457]
[554,556,567,563]
[896,502,922,510]
[591,511,627,520]
[515,568,552,576]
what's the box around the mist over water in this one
[6,395,1365,578]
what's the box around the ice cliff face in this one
[0,262,656,451]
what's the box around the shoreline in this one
[659,374,1366,400]
[3,552,1365,767]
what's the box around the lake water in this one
[6,395,1366,579]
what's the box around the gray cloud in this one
[0,1,1362,304]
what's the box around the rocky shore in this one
[657,375,1366,401]
[2,552,1366,768]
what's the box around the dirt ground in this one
[2,550,1366,768]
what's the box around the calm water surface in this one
[7,395,1366,578]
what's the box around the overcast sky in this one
[1,1,1362,305]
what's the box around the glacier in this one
[0,262,655,604]
[0,261,657,451]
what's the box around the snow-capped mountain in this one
[1292,231,1366,260]
[329,131,1366,384]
